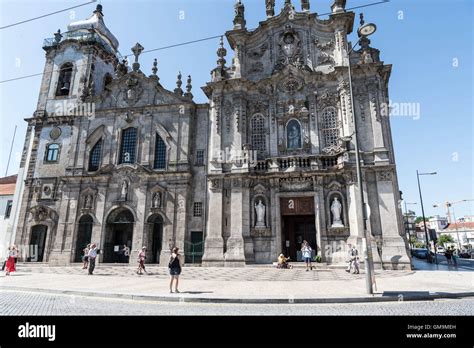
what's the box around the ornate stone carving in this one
[330,197,344,227]
[49,127,61,140]
[30,206,50,223]
[254,199,266,228]
[280,75,303,95]
[152,192,162,208]
[376,170,392,182]
[279,177,313,192]
[124,75,143,105]
[251,228,272,238]
[212,96,222,133]
[223,100,233,134]
[83,194,93,209]
[120,180,128,200]
[275,25,305,71]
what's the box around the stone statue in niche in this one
[120,181,128,201]
[255,199,266,228]
[84,194,93,209]
[152,192,162,208]
[331,197,344,227]
[287,120,301,149]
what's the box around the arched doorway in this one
[147,214,163,264]
[29,225,48,262]
[104,208,134,263]
[74,215,93,262]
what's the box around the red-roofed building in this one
[438,221,474,249]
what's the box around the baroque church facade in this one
[15,0,411,269]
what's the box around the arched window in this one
[45,143,60,162]
[119,128,137,164]
[251,115,266,159]
[103,73,112,91]
[88,140,102,171]
[56,63,73,96]
[154,134,167,169]
[286,119,302,149]
[321,107,339,149]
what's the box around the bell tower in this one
[36,4,119,117]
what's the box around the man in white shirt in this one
[88,243,98,275]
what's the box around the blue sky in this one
[0,0,472,218]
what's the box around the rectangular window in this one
[119,128,137,164]
[45,143,60,162]
[193,202,203,217]
[4,200,13,218]
[196,150,205,166]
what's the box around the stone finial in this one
[331,0,346,14]
[93,4,104,17]
[217,36,227,69]
[266,0,275,17]
[301,0,310,12]
[184,75,193,99]
[131,42,144,72]
[152,58,158,75]
[54,29,62,44]
[233,0,246,30]
[174,71,183,96]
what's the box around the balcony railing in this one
[43,31,116,55]
[251,154,343,173]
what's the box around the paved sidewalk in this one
[1,263,473,304]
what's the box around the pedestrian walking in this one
[445,248,453,265]
[346,244,353,273]
[452,247,458,267]
[301,240,312,271]
[82,244,90,269]
[88,243,98,275]
[137,247,147,274]
[346,245,359,274]
[168,247,182,293]
[5,245,18,276]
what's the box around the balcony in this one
[251,154,344,174]
[43,31,116,55]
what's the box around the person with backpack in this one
[168,247,182,293]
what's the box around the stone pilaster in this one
[202,178,224,266]
[375,170,411,270]
[224,178,246,266]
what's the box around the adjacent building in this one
[0,175,17,258]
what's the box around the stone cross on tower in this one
[131,42,144,72]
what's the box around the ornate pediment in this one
[93,72,193,110]
[29,205,58,223]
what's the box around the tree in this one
[438,234,454,246]
[415,216,434,224]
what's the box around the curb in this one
[2,286,474,304]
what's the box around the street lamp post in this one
[345,16,377,295]
[416,170,437,263]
